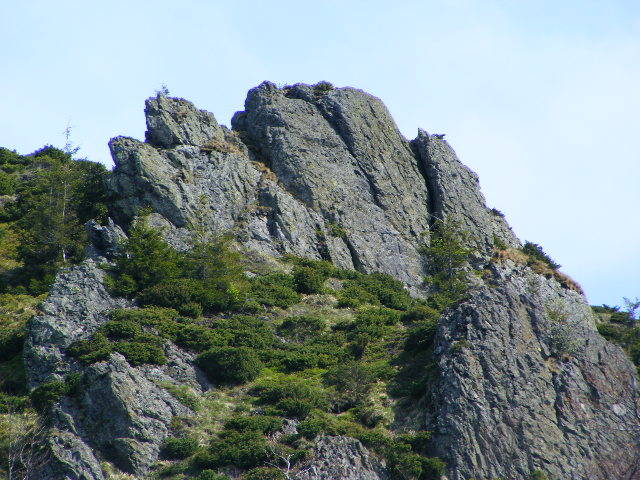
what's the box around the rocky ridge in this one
[23,82,640,480]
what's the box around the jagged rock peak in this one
[106,81,519,291]
[144,94,225,148]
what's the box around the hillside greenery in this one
[60,215,464,479]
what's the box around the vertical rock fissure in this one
[343,235,365,272]
[411,135,441,231]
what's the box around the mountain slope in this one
[20,82,640,480]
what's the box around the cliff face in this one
[24,82,640,480]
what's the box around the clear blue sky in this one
[1,0,638,307]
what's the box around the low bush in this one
[205,430,270,469]
[323,361,376,410]
[277,316,325,342]
[0,393,29,413]
[252,375,328,419]
[247,273,300,309]
[113,341,166,366]
[197,347,262,384]
[139,278,240,315]
[218,316,277,350]
[401,305,439,324]
[30,380,69,412]
[102,319,142,340]
[161,436,199,459]
[224,415,283,434]
[66,332,113,364]
[173,323,228,352]
[160,382,201,411]
[337,273,411,310]
[293,266,325,294]
[0,328,24,361]
[522,242,560,270]
[110,307,179,326]
[336,284,380,308]
[404,320,438,353]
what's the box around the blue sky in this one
[1,0,638,307]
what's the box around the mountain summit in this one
[18,82,640,480]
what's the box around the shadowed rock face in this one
[24,82,640,479]
[428,260,639,480]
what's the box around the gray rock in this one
[24,260,131,388]
[85,218,127,260]
[412,129,520,254]
[427,260,640,480]
[76,353,193,474]
[234,81,429,288]
[145,94,224,148]
[295,436,388,480]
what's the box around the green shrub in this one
[197,347,262,384]
[404,320,438,352]
[224,415,283,434]
[219,316,277,350]
[522,241,560,270]
[66,332,113,364]
[179,301,203,318]
[401,305,439,324]
[110,307,179,326]
[421,219,474,309]
[327,222,347,239]
[30,380,69,412]
[248,273,301,308]
[530,470,548,480]
[0,171,16,195]
[340,306,401,358]
[351,273,412,310]
[323,361,375,410]
[160,382,201,410]
[161,436,199,459]
[204,430,270,469]
[293,266,325,294]
[611,311,632,324]
[113,341,166,366]
[139,278,213,314]
[242,467,286,480]
[277,316,325,342]
[0,393,29,413]
[313,81,334,95]
[297,416,327,439]
[336,284,380,308]
[269,349,318,373]
[252,375,328,419]
[0,328,25,361]
[108,219,182,296]
[173,323,228,352]
[102,319,142,340]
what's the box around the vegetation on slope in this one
[58,216,472,479]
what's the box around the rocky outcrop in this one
[428,259,639,480]
[24,260,130,388]
[295,436,388,480]
[412,129,520,254]
[24,82,640,480]
[24,262,208,479]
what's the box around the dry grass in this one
[200,139,242,155]
[492,248,583,295]
[251,161,278,183]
